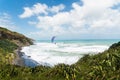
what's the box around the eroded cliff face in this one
[0,27,33,47]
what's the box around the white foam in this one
[21,42,109,66]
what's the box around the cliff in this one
[0,27,33,47]
[0,27,33,65]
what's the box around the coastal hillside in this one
[0,27,120,80]
[0,27,33,46]
[0,27,33,65]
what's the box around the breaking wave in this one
[21,42,109,67]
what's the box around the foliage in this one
[0,27,33,46]
[0,41,120,80]
[0,39,18,53]
[0,40,18,65]
[1,27,120,80]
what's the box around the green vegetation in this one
[0,39,18,52]
[0,39,18,64]
[0,27,120,80]
[0,27,33,46]
[0,27,33,65]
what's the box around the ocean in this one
[21,39,119,67]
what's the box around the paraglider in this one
[51,36,56,43]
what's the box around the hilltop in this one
[0,27,33,46]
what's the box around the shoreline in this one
[13,46,39,67]
[13,47,25,66]
[12,40,114,67]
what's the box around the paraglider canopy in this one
[51,36,56,43]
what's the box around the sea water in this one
[21,39,119,67]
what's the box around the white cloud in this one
[19,3,65,18]
[49,4,65,13]
[19,3,48,18]
[0,13,17,30]
[21,0,120,39]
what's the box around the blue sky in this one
[0,0,120,40]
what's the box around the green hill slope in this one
[0,27,33,65]
[0,27,33,46]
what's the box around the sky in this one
[0,0,120,40]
